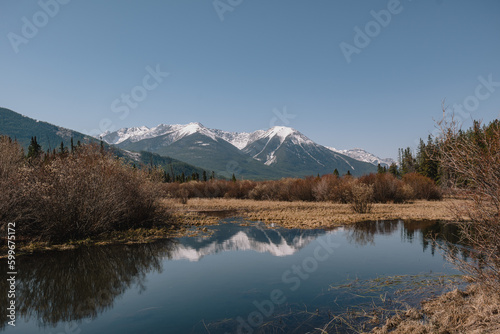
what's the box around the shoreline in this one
[4,197,467,255]
[167,197,468,229]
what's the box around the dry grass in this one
[369,284,500,334]
[166,197,469,229]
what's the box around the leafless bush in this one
[0,141,170,242]
[403,172,442,200]
[348,182,374,213]
[0,137,25,224]
[437,117,500,293]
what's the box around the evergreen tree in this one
[27,136,42,159]
[346,170,351,176]
[70,137,75,153]
[231,173,237,182]
[59,141,66,155]
[399,147,416,175]
[388,163,399,177]
[202,171,207,182]
[210,171,215,180]
[181,172,185,183]
[333,168,339,177]
[377,163,386,174]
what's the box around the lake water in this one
[1,220,464,333]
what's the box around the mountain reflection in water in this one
[0,220,462,332]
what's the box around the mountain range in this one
[0,108,207,177]
[102,122,390,179]
[0,107,395,180]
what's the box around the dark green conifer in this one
[27,136,42,159]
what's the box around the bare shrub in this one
[348,182,374,213]
[437,118,500,293]
[394,183,415,203]
[178,188,189,204]
[0,137,25,224]
[360,173,398,203]
[1,142,170,242]
[403,172,442,200]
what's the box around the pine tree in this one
[346,170,351,176]
[202,171,207,182]
[232,173,237,182]
[333,168,339,177]
[59,141,66,155]
[27,136,42,160]
[399,147,416,175]
[70,137,75,153]
[388,163,399,177]
[377,163,386,174]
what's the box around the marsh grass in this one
[168,198,469,229]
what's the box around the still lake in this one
[2,219,463,333]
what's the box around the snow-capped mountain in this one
[242,126,314,165]
[100,123,378,179]
[327,147,396,168]
[101,122,218,145]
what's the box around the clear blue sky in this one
[1,0,500,159]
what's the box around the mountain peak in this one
[267,126,296,138]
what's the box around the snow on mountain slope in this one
[327,147,395,167]
[101,122,219,145]
[242,126,316,165]
[210,129,266,150]
[100,123,383,174]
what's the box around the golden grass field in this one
[167,197,470,229]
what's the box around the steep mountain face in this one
[0,108,205,176]
[120,130,287,179]
[327,147,396,168]
[104,123,378,178]
[242,126,376,176]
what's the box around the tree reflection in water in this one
[0,240,176,329]
[345,220,468,260]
